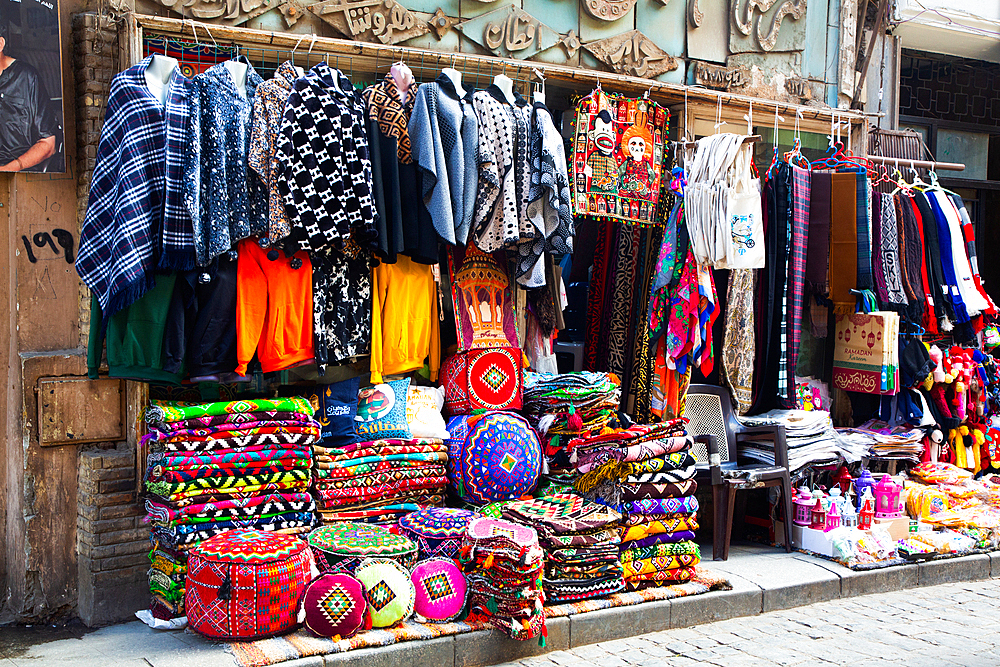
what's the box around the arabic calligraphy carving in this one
[583,30,678,78]
[456,6,560,58]
[581,0,637,21]
[688,0,704,27]
[731,0,806,51]
[150,0,272,24]
[309,0,429,44]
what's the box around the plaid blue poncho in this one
[77,57,193,321]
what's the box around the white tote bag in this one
[724,147,765,269]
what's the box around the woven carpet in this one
[226,568,729,667]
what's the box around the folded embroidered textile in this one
[150,593,184,620]
[622,436,693,463]
[315,493,445,511]
[626,452,696,474]
[155,431,320,452]
[150,515,314,548]
[152,410,316,433]
[622,496,700,516]
[621,511,697,526]
[623,566,696,586]
[482,609,545,642]
[149,444,312,463]
[619,480,697,501]
[500,492,622,537]
[313,476,448,502]
[146,470,311,500]
[619,516,699,542]
[147,460,310,484]
[547,543,621,563]
[146,397,314,424]
[317,438,447,459]
[619,553,701,577]
[317,505,427,524]
[623,464,696,485]
[313,452,447,470]
[148,423,321,442]
[145,491,315,525]
[619,540,701,562]
[620,530,696,548]
[571,421,687,474]
[542,574,625,602]
[546,528,621,548]
[312,465,447,489]
[167,510,314,536]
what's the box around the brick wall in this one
[73,13,148,627]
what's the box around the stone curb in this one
[320,552,995,667]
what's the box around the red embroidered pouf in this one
[185,529,314,640]
[441,347,523,416]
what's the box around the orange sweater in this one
[370,256,440,384]
[236,239,314,375]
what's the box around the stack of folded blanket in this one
[570,419,700,588]
[311,437,449,525]
[522,372,622,486]
[501,492,624,603]
[142,397,319,618]
[460,517,545,641]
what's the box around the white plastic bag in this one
[724,147,765,269]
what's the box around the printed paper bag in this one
[832,311,900,395]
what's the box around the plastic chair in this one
[686,384,793,560]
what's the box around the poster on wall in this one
[0,0,65,173]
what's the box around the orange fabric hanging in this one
[235,239,314,376]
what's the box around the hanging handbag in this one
[724,146,765,269]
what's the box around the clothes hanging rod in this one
[131,13,874,126]
[866,155,965,172]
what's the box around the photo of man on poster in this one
[0,5,62,173]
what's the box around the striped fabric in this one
[785,166,811,406]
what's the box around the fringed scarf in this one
[829,172,858,313]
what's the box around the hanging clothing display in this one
[275,63,378,254]
[185,57,266,266]
[312,244,374,373]
[248,60,299,245]
[79,56,191,321]
[408,74,479,246]
[371,255,441,383]
[571,90,668,225]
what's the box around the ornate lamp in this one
[793,487,814,526]
[832,466,853,495]
[874,475,903,519]
[828,487,846,515]
[454,245,510,347]
[841,500,859,529]
[809,497,827,531]
[854,469,876,511]
[825,498,841,532]
[858,488,876,530]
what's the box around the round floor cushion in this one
[308,523,417,574]
[410,558,468,622]
[299,573,368,639]
[185,529,313,640]
[446,412,541,506]
[397,507,477,559]
[354,558,416,628]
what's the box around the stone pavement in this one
[1,543,997,667]
[491,580,1000,667]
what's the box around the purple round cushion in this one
[299,573,368,639]
[410,558,468,622]
[398,508,477,559]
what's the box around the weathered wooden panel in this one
[38,377,125,447]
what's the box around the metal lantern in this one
[874,475,903,519]
[825,498,841,532]
[828,487,846,515]
[809,497,827,531]
[841,500,859,529]
[854,469,876,511]
[793,487,814,526]
[858,488,876,530]
[832,466,853,495]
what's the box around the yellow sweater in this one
[370,256,440,384]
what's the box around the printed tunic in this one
[184,57,267,266]
[248,61,299,244]
[274,63,378,253]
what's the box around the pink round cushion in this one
[410,558,468,622]
[300,573,368,639]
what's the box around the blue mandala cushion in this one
[446,411,541,505]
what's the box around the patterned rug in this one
[227,568,730,667]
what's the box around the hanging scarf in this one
[855,172,874,291]
[829,172,858,313]
[721,269,755,415]
[879,192,908,306]
[784,165,811,406]
[584,219,614,371]
[870,193,891,305]
[694,263,719,377]
[663,249,699,364]
[648,201,682,342]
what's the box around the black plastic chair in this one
[686,384,793,560]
